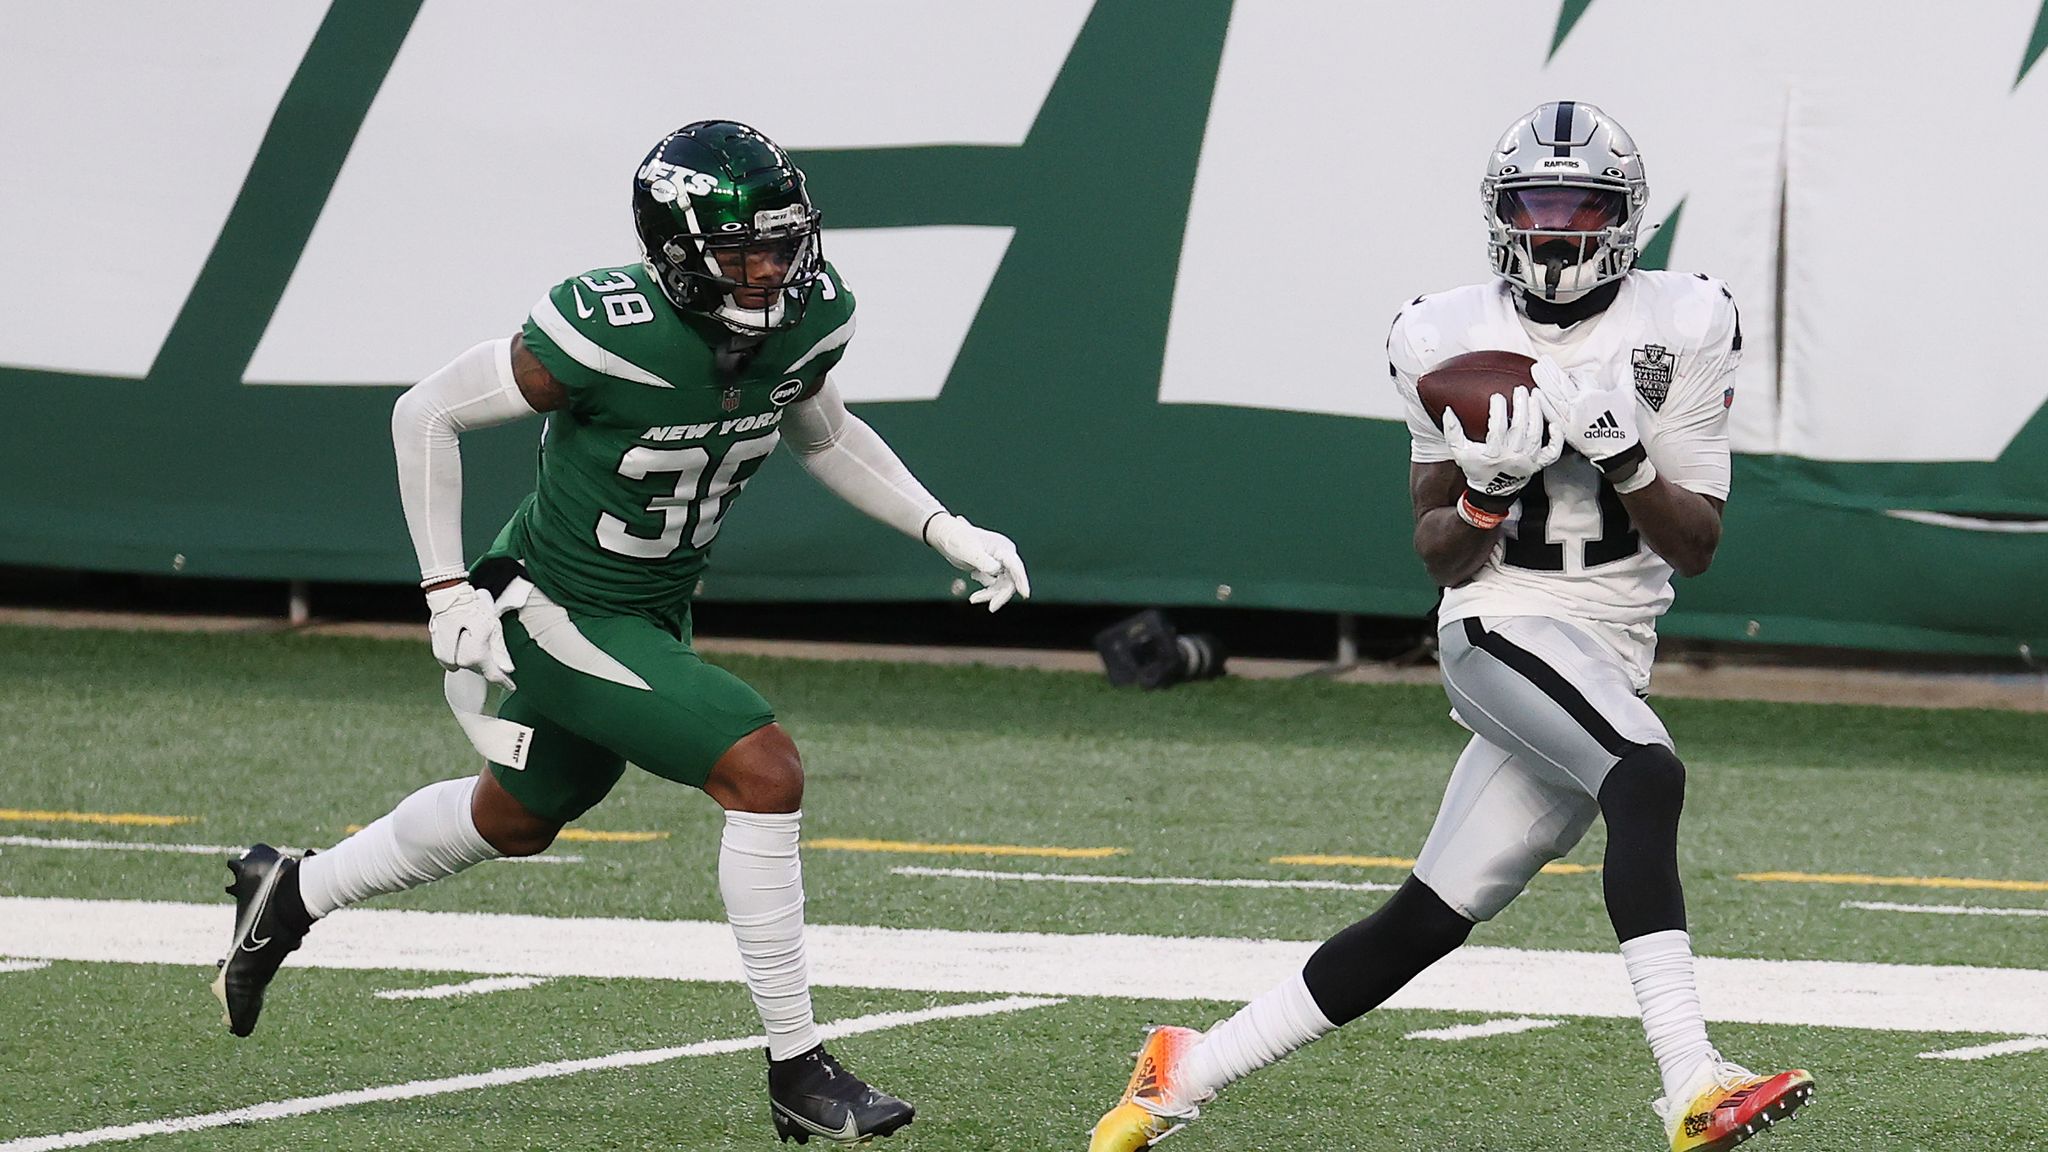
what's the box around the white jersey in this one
[1390,271,1740,686]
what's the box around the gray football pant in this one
[1414,615,1673,922]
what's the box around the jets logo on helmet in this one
[630,120,824,335]
[637,159,718,203]
[1481,101,1649,302]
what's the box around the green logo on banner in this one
[1549,0,1596,61]
[2019,1,2048,88]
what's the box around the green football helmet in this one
[631,121,823,335]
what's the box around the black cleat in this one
[767,1046,915,1145]
[211,844,312,1037]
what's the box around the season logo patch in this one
[1632,343,1675,410]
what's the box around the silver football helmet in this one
[1482,101,1648,301]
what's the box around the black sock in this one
[1300,875,1474,1026]
[276,861,315,936]
[1596,744,1689,941]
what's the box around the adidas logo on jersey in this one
[1585,411,1629,438]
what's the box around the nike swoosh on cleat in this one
[572,284,594,320]
[773,1103,861,1142]
[227,854,286,956]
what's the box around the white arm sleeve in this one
[392,338,538,584]
[781,376,946,539]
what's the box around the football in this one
[1416,350,1538,437]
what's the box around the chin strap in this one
[715,293,786,333]
[1518,278,1623,327]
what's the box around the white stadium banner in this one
[1779,3,2048,462]
[241,0,1090,396]
[1162,0,2048,464]
[7,0,2046,466]
[0,0,331,378]
[1160,1,1788,451]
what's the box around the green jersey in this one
[485,261,856,628]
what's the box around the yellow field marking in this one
[1741,870,2048,894]
[1272,853,1597,876]
[1272,853,1418,869]
[808,837,1125,860]
[344,824,665,844]
[554,828,667,844]
[0,808,192,828]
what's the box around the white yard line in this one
[373,976,550,1001]
[1917,1036,2048,1061]
[0,994,1059,1152]
[1404,1017,1562,1042]
[0,835,582,865]
[1844,900,2048,918]
[891,865,1400,893]
[2,897,2046,1035]
[0,960,52,974]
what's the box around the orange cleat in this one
[1086,1026,1208,1152]
[1657,1061,1816,1152]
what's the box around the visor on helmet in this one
[1496,186,1627,234]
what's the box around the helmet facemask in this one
[645,203,823,336]
[1487,180,1635,301]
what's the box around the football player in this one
[214,121,1030,1145]
[1089,103,1811,1152]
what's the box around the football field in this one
[2,624,2044,1150]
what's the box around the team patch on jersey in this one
[1631,343,1675,410]
[770,378,805,406]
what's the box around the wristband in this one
[1609,457,1658,494]
[1461,483,1518,515]
[1456,490,1509,530]
[1593,440,1648,477]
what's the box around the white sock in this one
[297,776,501,918]
[721,809,821,1061]
[1621,929,1718,1101]
[1179,969,1336,1105]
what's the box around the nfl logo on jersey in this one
[1632,344,1675,410]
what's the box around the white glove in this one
[425,582,516,690]
[923,512,1032,612]
[1442,385,1563,499]
[1532,355,1639,464]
